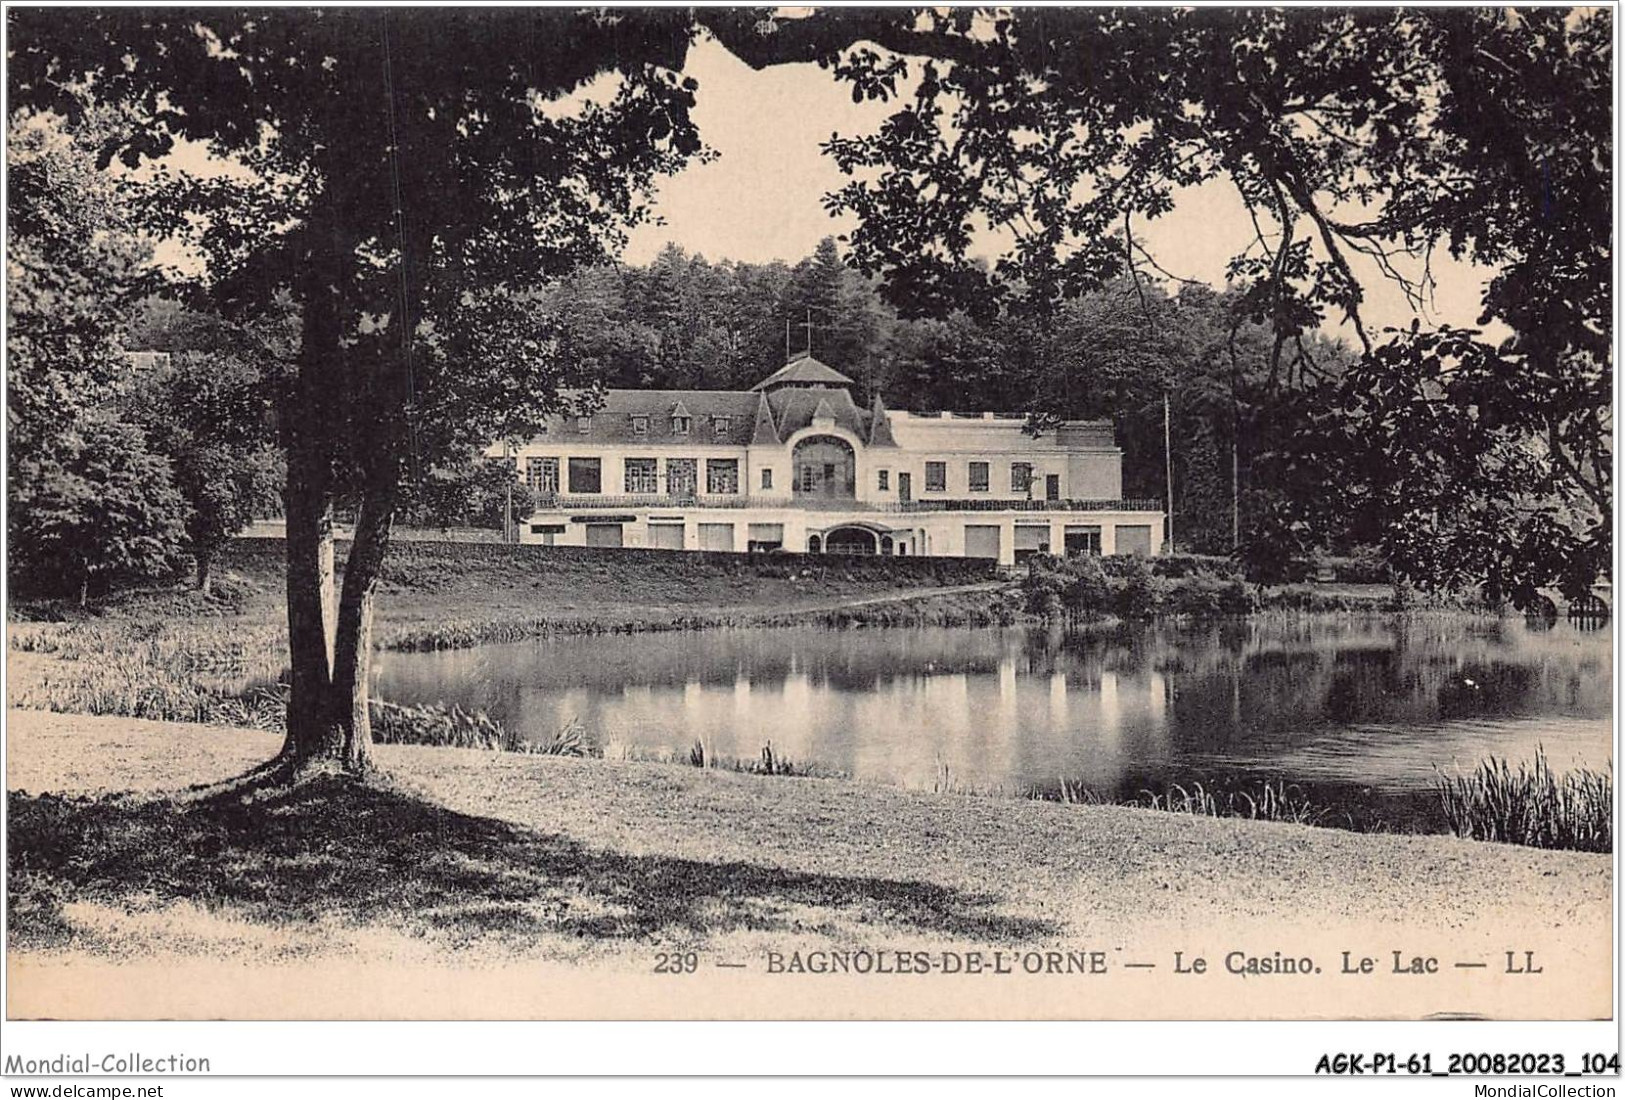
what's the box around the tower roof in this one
[749,353,856,392]
[767,385,868,439]
[749,393,780,445]
[866,392,899,449]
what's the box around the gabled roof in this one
[541,390,763,447]
[750,353,856,392]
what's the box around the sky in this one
[148,31,1498,344]
[623,34,1498,343]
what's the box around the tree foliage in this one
[6,112,188,600]
[8,8,721,767]
[11,416,188,603]
[125,302,292,593]
[397,457,532,533]
[799,6,1610,597]
[6,115,153,461]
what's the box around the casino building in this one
[498,353,1164,565]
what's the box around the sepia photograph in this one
[1,0,1615,1065]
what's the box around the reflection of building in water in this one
[1098,671,1121,755]
[373,618,1612,801]
[995,655,1019,745]
[494,353,1163,565]
[1148,670,1167,726]
[1049,671,1069,725]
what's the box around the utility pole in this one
[1231,436,1240,552]
[784,318,791,363]
[1163,393,1175,553]
[503,438,514,544]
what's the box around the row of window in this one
[526,456,744,495]
[921,461,1036,494]
[525,456,1048,496]
[560,414,731,437]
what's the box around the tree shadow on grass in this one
[7,772,1055,956]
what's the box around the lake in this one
[373,615,1612,831]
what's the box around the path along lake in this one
[373,615,1612,831]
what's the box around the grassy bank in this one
[7,538,1021,726]
[6,710,1610,973]
[8,537,1452,716]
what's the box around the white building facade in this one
[498,355,1164,566]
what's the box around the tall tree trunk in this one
[279,229,349,770]
[274,173,413,776]
[328,474,398,773]
[195,551,213,597]
[281,444,342,765]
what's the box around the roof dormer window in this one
[672,414,691,435]
[713,415,732,435]
[631,415,649,435]
[577,415,592,434]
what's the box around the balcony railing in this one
[889,498,1161,513]
[533,493,756,510]
[530,494,1162,514]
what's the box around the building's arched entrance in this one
[793,435,856,500]
[824,526,879,555]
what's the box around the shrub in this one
[1023,554,1123,619]
[1256,584,1379,613]
[1022,557,1067,615]
[1220,577,1260,614]
[1062,555,1111,617]
[1114,556,1161,619]
[1388,580,1420,611]
[370,699,515,750]
[1028,555,1256,619]
[1160,575,1225,616]
[1331,546,1392,585]
[1147,553,1237,579]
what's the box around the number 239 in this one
[654,952,699,974]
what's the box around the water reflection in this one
[374,617,1611,827]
